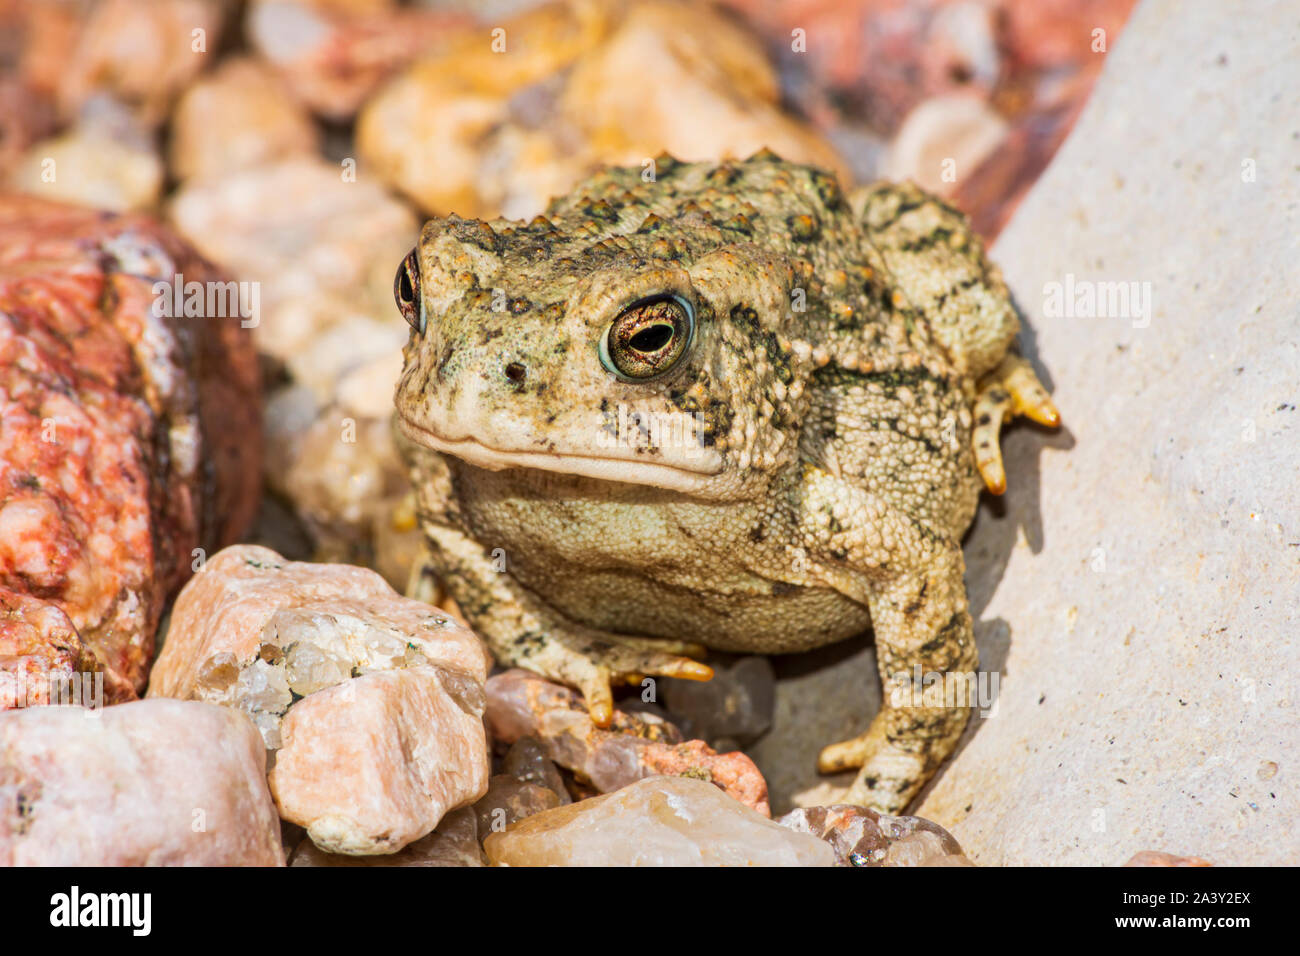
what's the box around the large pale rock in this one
[0,699,283,866]
[912,0,1300,865]
[483,776,834,867]
[147,545,492,854]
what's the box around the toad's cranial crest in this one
[395,150,1059,813]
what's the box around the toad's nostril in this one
[504,361,526,384]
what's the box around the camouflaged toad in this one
[393,151,1059,812]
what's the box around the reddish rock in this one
[640,739,771,817]
[486,668,771,815]
[0,196,261,705]
[0,588,100,709]
[1124,851,1212,867]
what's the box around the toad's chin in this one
[397,415,725,495]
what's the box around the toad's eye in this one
[394,248,423,333]
[600,294,695,381]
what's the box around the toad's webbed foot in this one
[526,633,713,728]
[972,353,1060,494]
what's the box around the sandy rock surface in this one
[911,0,1299,865]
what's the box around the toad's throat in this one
[397,415,724,493]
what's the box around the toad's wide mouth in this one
[397,415,725,494]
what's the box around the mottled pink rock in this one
[0,699,283,866]
[147,544,492,854]
[486,668,770,814]
[777,804,972,867]
[484,776,834,867]
[148,545,489,740]
[270,667,490,855]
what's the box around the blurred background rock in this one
[0,0,1137,592]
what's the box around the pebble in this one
[169,57,320,182]
[661,655,775,749]
[486,669,771,815]
[484,776,834,867]
[474,775,564,840]
[778,804,973,867]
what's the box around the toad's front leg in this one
[817,547,977,813]
[792,469,978,813]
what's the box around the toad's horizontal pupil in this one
[399,270,413,301]
[629,323,674,353]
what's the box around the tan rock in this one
[271,667,490,854]
[484,776,835,867]
[52,0,228,127]
[358,0,847,219]
[170,57,320,182]
[0,699,283,866]
[558,0,849,180]
[279,407,410,568]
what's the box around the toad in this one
[394,152,1058,811]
